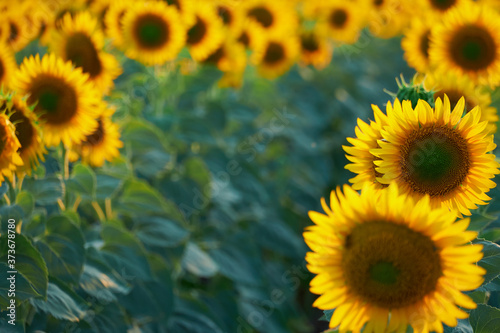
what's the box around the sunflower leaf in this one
[468,304,500,333]
[473,239,500,286]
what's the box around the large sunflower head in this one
[430,2,500,86]
[0,111,23,182]
[402,19,433,73]
[343,104,389,190]
[50,11,122,94]
[11,53,102,148]
[299,29,333,69]
[372,97,500,216]
[305,183,485,332]
[252,33,300,79]
[122,1,186,66]
[186,3,224,61]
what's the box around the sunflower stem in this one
[105,198,113,219]
[92,201,106,221]
[3,193,11,206]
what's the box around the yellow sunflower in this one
[50,11,122,94]
[343,104,389,190]
[243,0,298,35]
[305,183,485,333]
[429,2,500,86]
[121,1,185,66]
[3,8,37,52]
[372,97,499,216]
[402,19,433,73]
[104,0,133,49]
[2,93,46,175]
[421,0,467,16]
[299,29,333,69]
[236,20,266,50]
[0,42,17,88]
[368,0,410,39]
[252,33,300,79]
[316,1,367,44]
[69,110,122,167]
[0,112,23,182]
[424,72,499,133]
[186,3,224,61]
[202,37,246,73]
[11,53,101,147]
[164,0,195,26]
[212,0,245,38]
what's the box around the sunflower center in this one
[0,59,4,81]
[400,125,470,197]
[84,118,104,146]
[217,6,232,25]
[29,75,78,125]
[9,108,34,153]
[166,0,180,10]
[187,16,207,46]
[430,0,456,10]
[329,9,348,28]
[420,30,431,59]
[342,221,442,309]
[264,42,285,64]
[248,7,273,28]
[449,25,497,71]
[9,22,18,42]
[301,34,319,52]
[238,32,250,47]
[65,33,102,77]
[204,46,225,65]
[373,0,384,7]
[133,14,169,49]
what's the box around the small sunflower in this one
[50,11,122,94]
[121,1,186,66]
[202,37,246,73]
[3,9,37,52]
[372,97,499,216]
[421,0,466,16]
[402,19,433,73]
[164,0,195,26]
[236,20,266,50]
[424,72,499,133]
[368,0,410,39]
[299,29,333,69]
[0,112,23,182]
[243,0,298,35]
[0,42,17,88]
[316,1,367,44]
[252,34,300,79]
[429,3,500,86]
[343,104,389,190]
[212,0,245,37]
[305,183,485,332]
[186,3,224,61]
[11,53,101,147]
[104,0,133,49]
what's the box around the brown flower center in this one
[329,9,348,28]
[84,118,104,146]
[9,108,34,153]
[430,0,457,11]
[133,14,170,50]
[187,16,207,45]
[248,6,273,28]
[263,42,285,64]
[65,33,102,77]
[449,25,497,71]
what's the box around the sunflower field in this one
[2,0,500,332]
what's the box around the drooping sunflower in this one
[1,92,46,175]
[424,72,499,133]
[121,1,186,66]
[0,42,17,88]
[402,19,433,73]
[372,97,499,216]
[50,12,122,94]
[104,0,133,49]
[186,3,224,61]
[316,1,367,44]
[11,53,101,147]
[429,2,500,86]
[343,104,389,190]
[299,29,333,69]
[0,112,23,182]
[305,183,485,333]
[243,0,298,35]
[252,34,300,79]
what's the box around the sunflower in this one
[0,112,23,182]
[1,93,46,175]
[343,104,389,190]
[316,1,367,44]
[50,12,122,94]
[252,33,300,79]
[0,42,17,88]
[305,183,485,333]
[202,37,246,73]
[121,1,185,66]
[3,8,37,52]
[299,29,333,69]
[212,0,245,37]
[104,0,133,49]
[236,20,266,50]
[372,97,499,216]
[402,19,433,73]
[27,1,56,45]
[243,0,298,35]
[11,53,101,147]
[164,0,195,26]
[424,72,499,133]
[421,0,466,16]
[186,3,224,61]
[368,0,410,39]
[429,3,500,86]
[69,110,122,167]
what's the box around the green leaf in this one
[79,262,131,303]
[35,215,85,284]
[443,319,472,333]
[0,182,9,198]
[184,157,211,189]
[95,174,124,200]
[66,164,96,200]
[474,239,500,286]
[134,216,189,248]
[30,278,88,322]
[469,304,500,333]
[321,309,333,322]
[21,176,63,206]
[0,234,48,308]
[182,243,218,278]
[15,192,34,218]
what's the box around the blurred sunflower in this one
[0,112,23,182]
[243,0,298,35]
[424,72,498,133]
[430,3,500,86]
[343,104,388,190]
[202,38,246,73]
[402,19,433,73]
[368,0,409,39]
[51,12,122,94]
[0,42,17,88]
[372,97,499,216]
[305,183,485,332]
[105,0,132,49]
[164,0,195,26]
[12,54,101,147]
[421,0,466,16]
[213,0,244,37]
[3,9,37,52]
[299,30,333,69]
[122,1,185,66]
[316,1,366,44]
[252,34,300,79]
[186,3,224,61]
[237,20,265,50]
[28,1,55,45]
